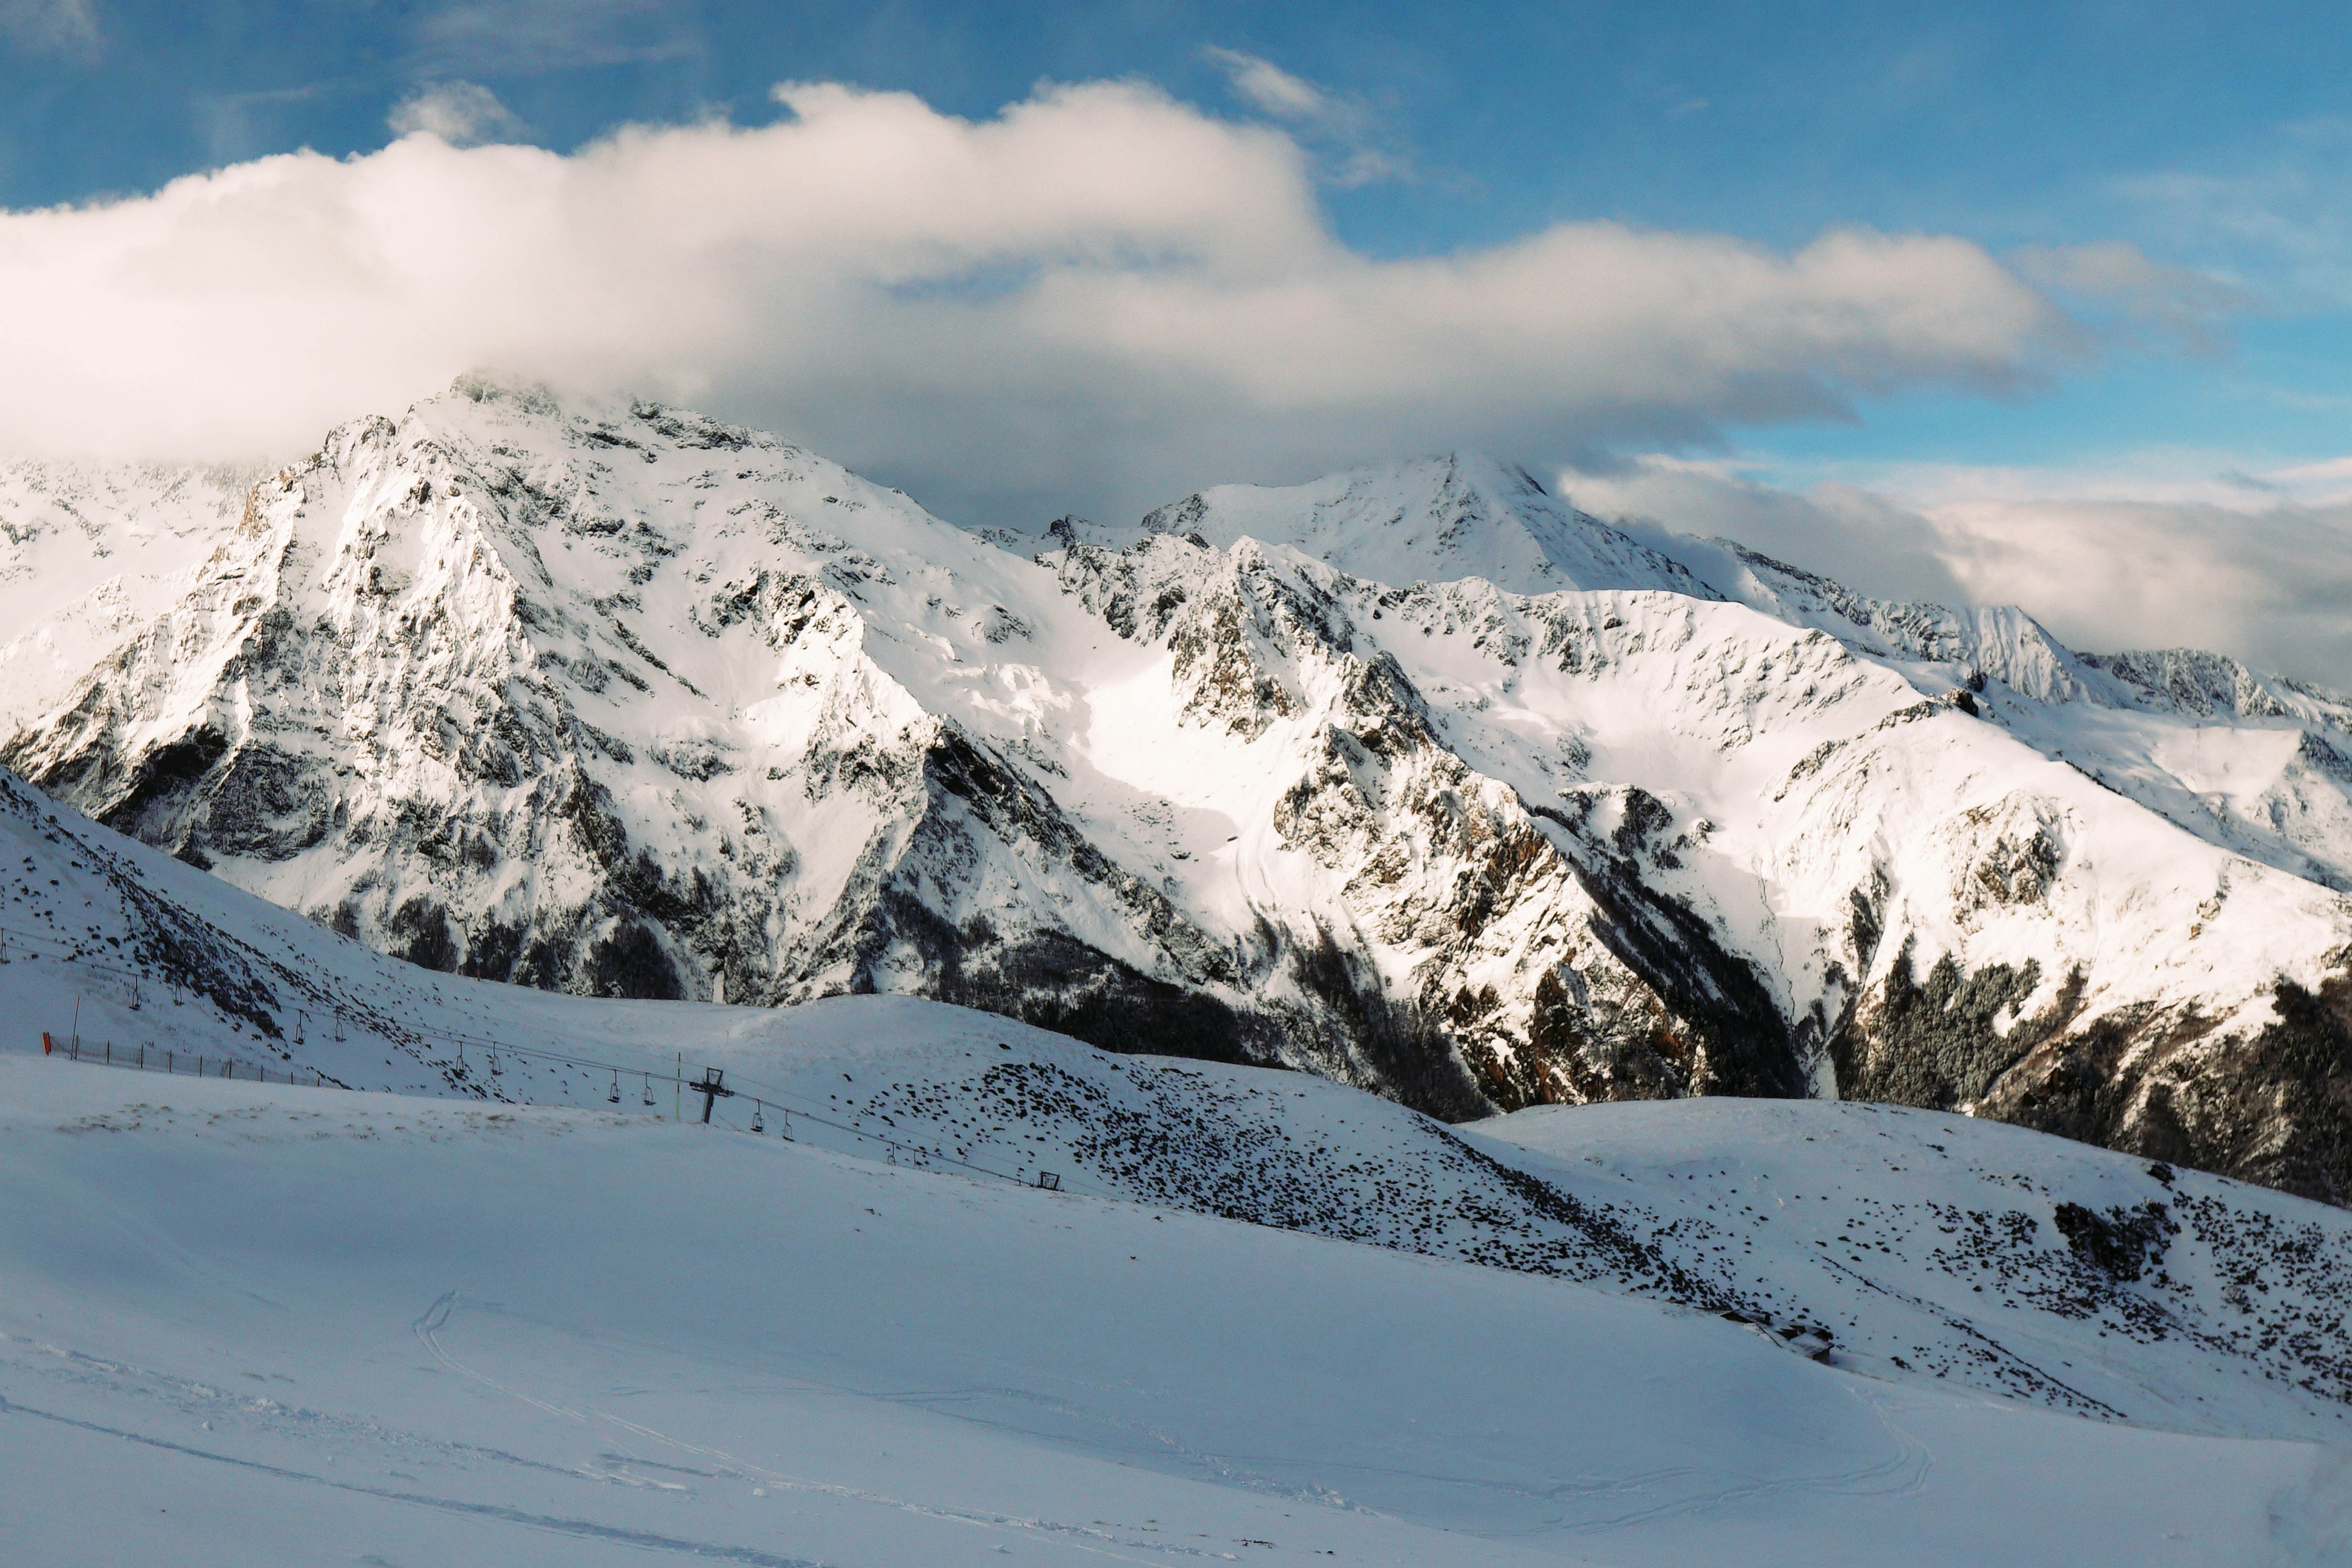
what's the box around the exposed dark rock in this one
[388,896,460,973]
[2054,1200,2177,1282]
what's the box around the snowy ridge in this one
[3,385,2352,1206]
[1669,538,2352,891]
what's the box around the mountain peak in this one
[1137,451,1720,597]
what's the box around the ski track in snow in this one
[0,1393,832,1568]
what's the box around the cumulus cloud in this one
[0,0,98,55]
[0,78,2080,527]
[1579,453,2352,690]
[388,81,529,146]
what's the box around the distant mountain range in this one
[4,376,2348,1201]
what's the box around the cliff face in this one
[9,380,2352,1200]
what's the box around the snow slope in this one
[0,458,254,736]
[9,1053,2352,1568]
[1665,538,2352,893]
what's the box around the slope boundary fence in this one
[32,1033,339,1089]
[4,967,1063,1197]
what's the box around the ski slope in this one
[3,1053,2347,1568]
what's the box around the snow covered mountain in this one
[0,457,256,735]
[1670,537,2352,893]
[4,380,2351,1207]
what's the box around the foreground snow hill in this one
[5,1053,2352,1567]
[3,382,2352,1208]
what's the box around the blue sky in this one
[4,0,2350,676]
[5,0,2346,474]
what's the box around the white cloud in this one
[2110,118,2352,311]
[2009,241,2249,355]
[1928,492,2352,687]
[406,0,698,75]
[0,0,97,55]
[1571,457,1978,607]
[1200,46,1406,185]
[2272,456,2352,493]
[1578,452,2352,690]
[389,82,528,147]
[191,82,327,166]
[0,78,2078,529]
[1202,46,1329,121]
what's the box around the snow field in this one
[2,1052,2345,1568]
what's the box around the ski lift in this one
[606,1071,621,1105]
[749,1100,765,1134]
[640,1073,656,1107]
